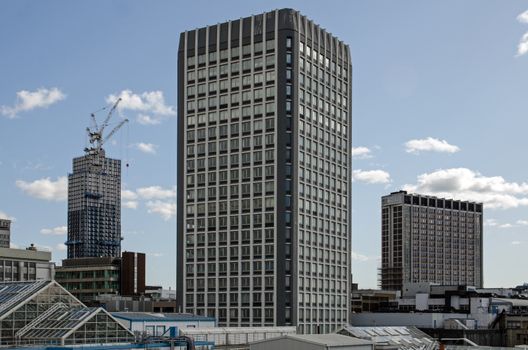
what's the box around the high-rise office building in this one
[380,191,483,291]
[0,219,10,248]
[177,9,352,333]
[66,151,122,258]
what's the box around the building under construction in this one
[66,99,127,259]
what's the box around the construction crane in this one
[85,98,128,155]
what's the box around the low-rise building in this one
[112,312,216,337]
[95,294,178,313]
[146,285,177,300]
[499,314,528,346]
[351,289,399,313]
[0,244,54,282]
[55,251,147,304]
[250,334,374,350]
[55,257,120,303]
[350,312,476,329]
[181,327,297,348]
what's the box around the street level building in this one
[180,327,297,348]
[0,245,54,282]
[351,289,398,313]
[177,8,352,333]
[146,285,177,300]
[380,191,483,291]
[0,218,10,248]
[250,334,373,350]
[112,312,216,337]
[95,294,178,313]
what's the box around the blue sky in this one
[1,0,528,289]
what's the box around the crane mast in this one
[85,98,128,156]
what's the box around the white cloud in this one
[512,241,522,245]
[485,219,528,228]
[135,142,158,154]
[352,147,372,159]
[405,137,460,154]
[123,201,139,209]
[0,211,14,221]
[403,168,528,209]
[518,10,528,24]
[352,251,370,262]
[484,219,498,227]
[40,226,67,235]
[137,186,176,200]
[55,243,67,251]
[121,189,138,200]
[352,169,391,184]
[149,252,164,257]
[34,244,52,252]
[106,90,176,116]
[16,176,67,201]
[137,114,162,125]
[516,32,528,57]
[146,200,176,220]
[1,87,65,118]
[10,243,19,249]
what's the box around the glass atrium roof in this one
[0,280,135,346]
[0,280,50,318]
[339,326,435,350]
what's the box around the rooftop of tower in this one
[178,8,350,54]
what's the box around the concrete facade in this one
[0,246,54,282]
[177,8,352,334]
[55,257,120,303]
[381,191,483,291]
[0,219,10,248]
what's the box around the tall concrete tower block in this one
[177,9,352,333]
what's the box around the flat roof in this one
[112,312,216,322]
[0,247,51,262]
[253,334,373,347]
[493,298,528,307]
[182,326,296,335]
